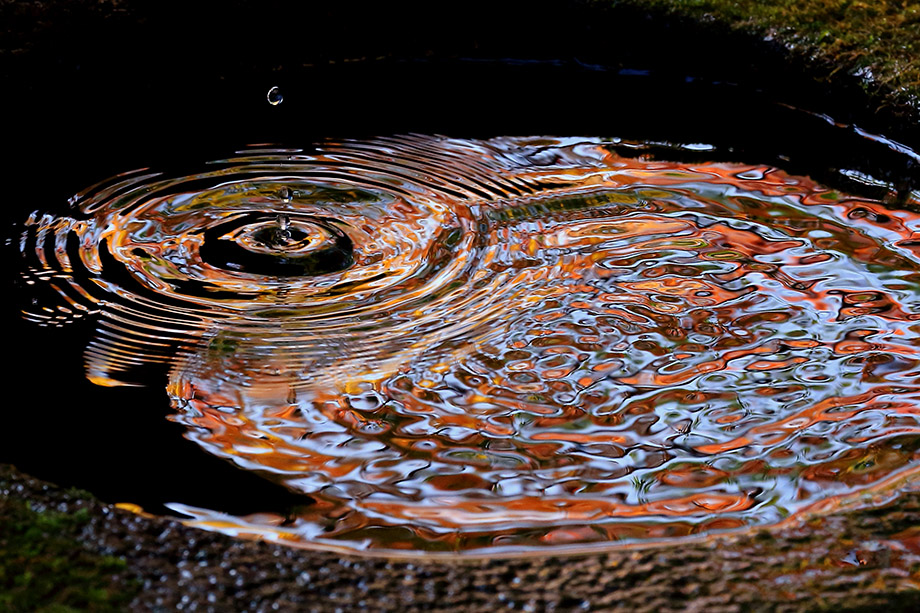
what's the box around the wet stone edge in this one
[1,463,919,612]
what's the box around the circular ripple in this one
[199,212,354,277]
[20,136,920,554]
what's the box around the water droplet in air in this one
[275,214,292,245]
[279,187,292,202]
[267,86,283,106]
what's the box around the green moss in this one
[602,0,920,107]
[0,498,138,612]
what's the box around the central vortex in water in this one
[20,135,920,554]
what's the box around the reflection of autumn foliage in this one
[170,150,920,552]
[22,137,920,553]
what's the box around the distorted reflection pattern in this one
[20,136,920,554]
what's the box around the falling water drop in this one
[279,187,292,202]
[267,86,283,106]
[275,214,291,245]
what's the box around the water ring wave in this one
[20,135,920,554]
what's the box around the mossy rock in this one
[0,497,138,612]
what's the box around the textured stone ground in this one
[4,1,920,611]
[603,0,920,123]
[3,464,920,612]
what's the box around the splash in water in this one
[19,135,920,554]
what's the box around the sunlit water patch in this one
[19,135,920,554]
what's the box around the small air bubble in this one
[267,86,283,106]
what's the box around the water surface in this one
[18,134,920,554]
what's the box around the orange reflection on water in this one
[21,136,920,553]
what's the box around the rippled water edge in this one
[17,133,920,555]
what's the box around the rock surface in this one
[3,463,920,611]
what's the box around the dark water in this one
[6,59,920,555]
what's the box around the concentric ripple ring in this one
[20,135,920,554]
